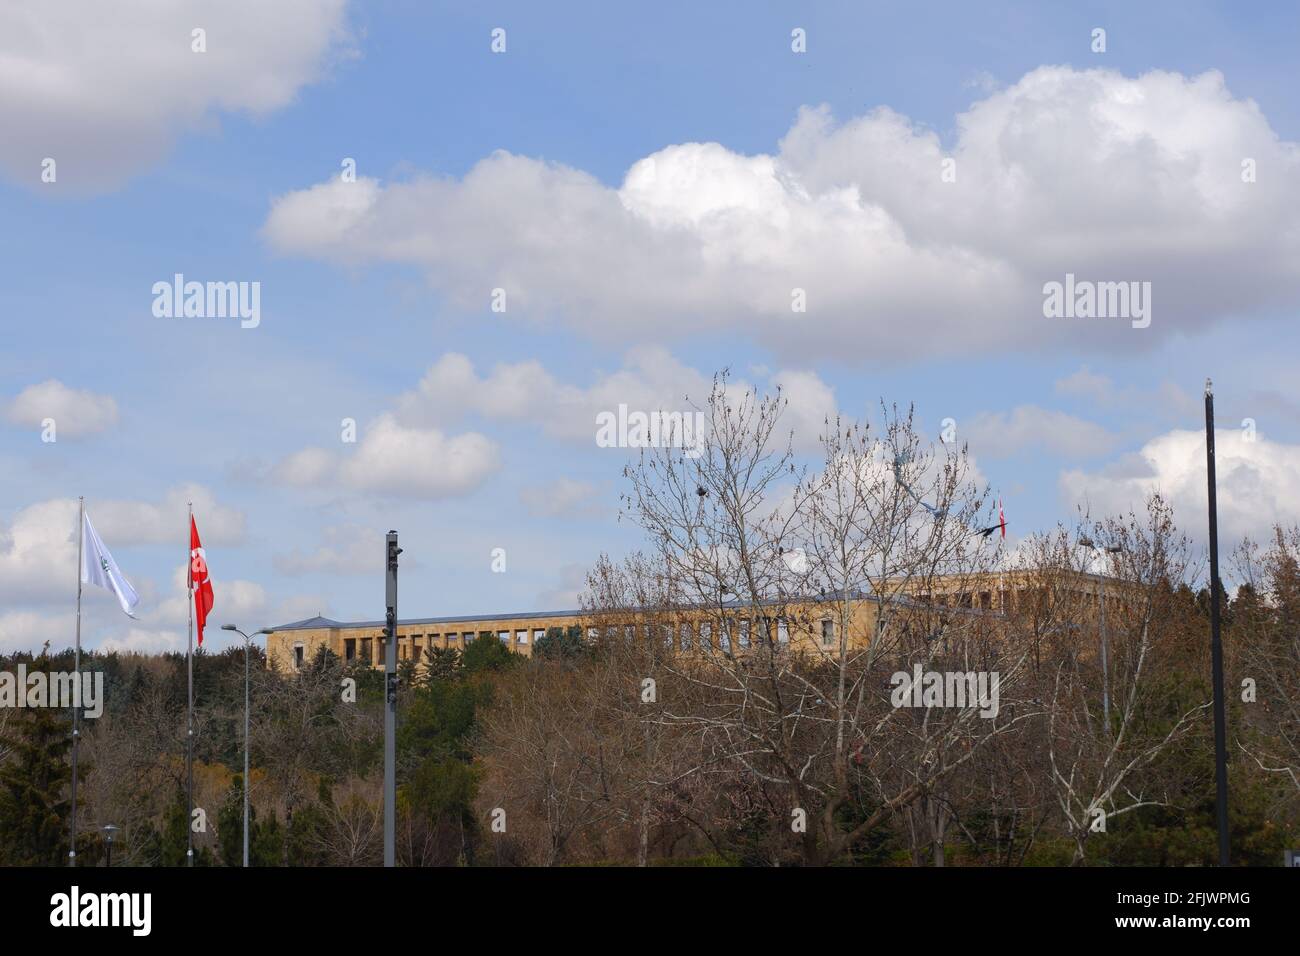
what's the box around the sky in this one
[2,0,1298,654]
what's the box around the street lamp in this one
[1078,536,1123,736]
[101,824,119,867]
[221,624,271,867]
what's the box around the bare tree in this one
[1231,526,1300,807]
[1029,496,1209,864]
[617,374,1033,864]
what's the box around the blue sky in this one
[2,0,1299,653]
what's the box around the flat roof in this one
[269,608,586,632]
[266,582,1038,633]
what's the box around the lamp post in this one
[1078,536,1123,736]
[101,825,118,867]
[221,624,270,867]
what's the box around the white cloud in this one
[0,610,74,654]
[263,66,1300,360]
[1060,429,1300,543]
[395,347,837,451]
[273,414,500,500]
[94,483,246,546]
[771,369,838,450]
[1054,367,1199,421]
[0,0,353,192]
[0,498,80,605]
[274,524,379,575]
[520,479,605,519]
[965,405,1118,459]
[0,486,243,607]
[3,380,118,437]
[536,563,589,610]
[98,628,187,655]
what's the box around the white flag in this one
[81,510,140,618]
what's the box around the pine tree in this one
[217,775,251,867]
[0,653,74,866]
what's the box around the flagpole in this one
[186,500,194,868]
[70,496,84,868]
[1204,379,1231,866]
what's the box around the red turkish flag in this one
[190,516,214,646]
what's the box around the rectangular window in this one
[587,627,598,640]
[738,619,751,648]
[293,644,305,670]
[498,630,510,645]
[700,622,712,651]
[344,638,356,661]
[821,619,834,647]
[720,620,732,654]
[533,629,545,644]
[777,619,789,645]
[679,622,693,651]
[361,637,373,662]
[516,629,528,645]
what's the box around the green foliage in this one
[217,776,249,867]
[461,632,517,675]
[158,788,213,866]
[533,625,589,661]
[285,801,329,866]
[251,811,283,866]
[0,668,73,866]
[422,646,461,683]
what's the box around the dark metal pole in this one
[186,502,194,868]
[244,636,250,868]
[71,496,83,867]
[1204,379,1231,866]
[384,531,401,867]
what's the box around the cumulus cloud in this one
[0,499,81,605]
[97,628,187,655]
[274,524,380,575]
[536,563,589,610]
[0,0,353,191]
[1060,429,1300,543]
[3,380,118,438]
[0,610,75,654]
[964,405,1118,459]
[0,486,243,607]
[520,479,605,519]
[395,347,836,451]
[263,66,1300,361]
[94,483,246,546]
[1054,367,1200,422]
[273,414,500,500]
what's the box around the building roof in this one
[265,582,1037,633]
[269,608,586,632]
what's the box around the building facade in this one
[263,569,1116,673]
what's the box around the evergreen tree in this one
[0,663,73,865]
[251,811,284,866]
[217,775,250,867]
